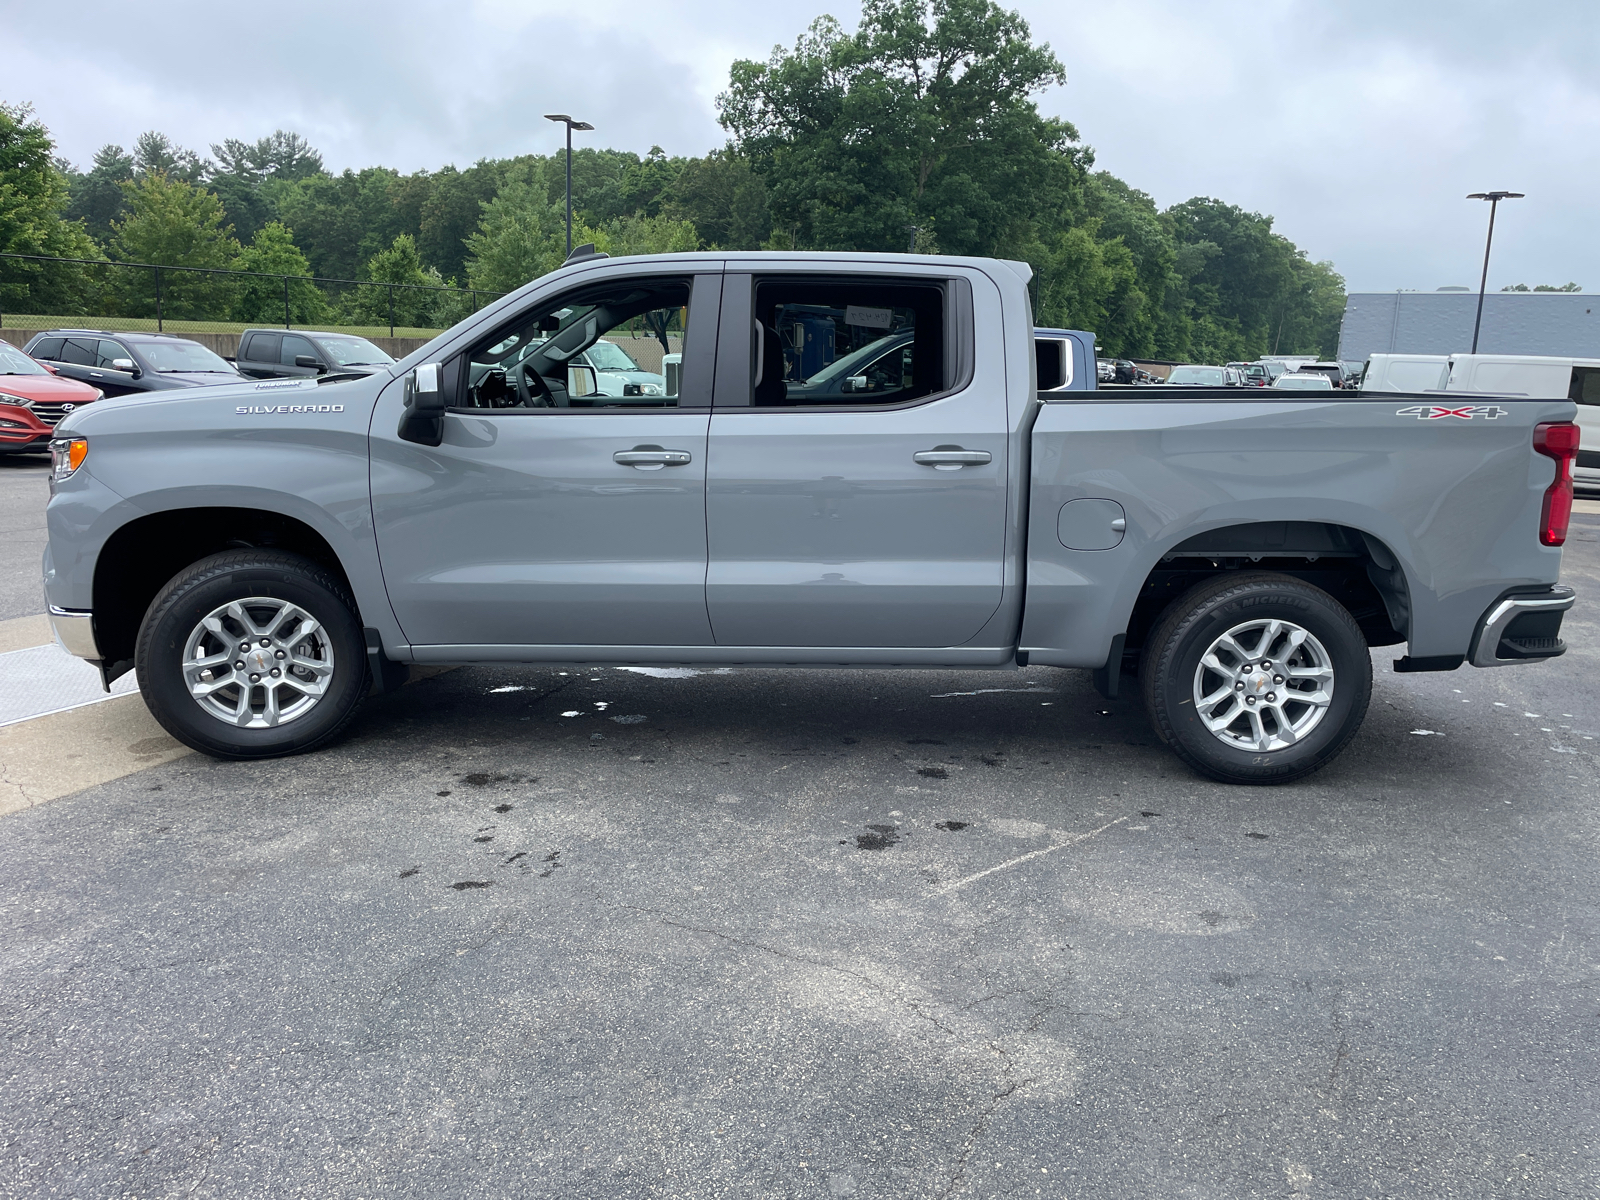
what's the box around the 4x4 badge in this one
[1396,404,1509,420]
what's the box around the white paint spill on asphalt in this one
[930,687,1058,698]
[614,666,735,679]
[1410,729,1444,736]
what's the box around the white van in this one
[1362,353,1599,488]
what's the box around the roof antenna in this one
[565,243,609,264]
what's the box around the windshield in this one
[1168,366,1225,385]
[319,336,392,367]
[0,342,49,375]
[805,333,906,385]
[583,340,643,371]
[135,340,235,373]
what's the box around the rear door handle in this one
[914,447,992,471]
[614,445,693,471]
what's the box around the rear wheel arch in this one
[1116,521,1411,671]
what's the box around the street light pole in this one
[1466,190,1524,354]
[544,114,595,259]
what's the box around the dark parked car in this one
[1299,362,1348,389]
[235,329,395,380]
[23,331,244,397]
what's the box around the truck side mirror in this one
[110,357,139,376]
[294,354,326,374]
[398,361,446,446]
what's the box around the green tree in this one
[204,131,326,244]
[464,174,601,294]
[0,103,103,315]
[352,233,445,329]
[132,131,210,184]
[66,143,134,244]
[273,167,405,280]
[663,150,771,248]
[230,221,325,324]
[600,212,700,257]
[719,0,1079,255]
[1503,281,1582,293]
[392,159,514,283]
[111,172,239,317]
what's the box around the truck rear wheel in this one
[1139,572,1371,785]
[135,551,369,759]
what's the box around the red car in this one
[0,338,103,454]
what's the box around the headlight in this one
[50,437,88,482]
[0,391,33,408]
[642,383,664,396]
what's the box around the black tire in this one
[135,550,369,759]
[1139,572,1372,785]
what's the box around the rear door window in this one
[59,338,98,366]
[745,278,946,407]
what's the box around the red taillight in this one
[1533,421,1579,546]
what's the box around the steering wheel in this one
[514,360,557,408]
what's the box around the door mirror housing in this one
[398,361,446,446]
[110,357,139,376]
[293,354,325,373]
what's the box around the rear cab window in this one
[738,277,950,408]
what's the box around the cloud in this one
[8,0,1597,292]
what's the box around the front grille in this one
[28,402,77,426]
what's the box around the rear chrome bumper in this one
[1469,587,1575,668]
[48,606,100,660]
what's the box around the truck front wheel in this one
[135,551,370,759]
[1139,572,1372,785]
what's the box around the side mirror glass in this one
[398,361,446,446]
[567,365,597,397]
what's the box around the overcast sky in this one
[9,0,1597,293]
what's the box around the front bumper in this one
[1469,586,1575,668]
[0,431,53,454]
[49,606,100,660]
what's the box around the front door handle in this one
[614,445,693,471]
[914,447,992,471]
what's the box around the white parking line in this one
[0,641,139,727]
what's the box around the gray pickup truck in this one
[41,251,1580,783]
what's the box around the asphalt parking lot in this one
[2,454,1598,1199]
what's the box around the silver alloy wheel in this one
[180,597,334,728]
[1192,617,1334,752]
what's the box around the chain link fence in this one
[0,252,506,339]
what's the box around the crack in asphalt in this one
[612,901,1042,1199]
